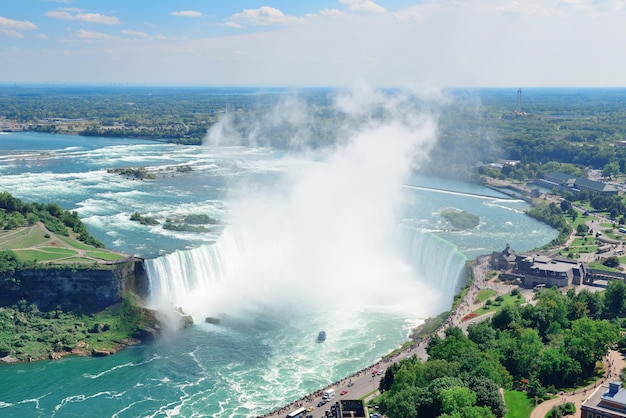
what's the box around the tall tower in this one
[516,88,522,114]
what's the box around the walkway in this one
[530,350,626,418]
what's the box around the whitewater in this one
[0,91,557,417]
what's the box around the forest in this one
[376,284,626,418]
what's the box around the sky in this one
[1,0,626,87]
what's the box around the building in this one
[538,172,618,196]
[581,381,626,418]
[491,243,517,270]
[516,254,587,287]
[491,244,588,287]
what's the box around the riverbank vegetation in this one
[0,292,158,362]
[377,283,626,418]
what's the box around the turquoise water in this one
[0,131,557,417]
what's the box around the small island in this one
[440,208,480,230]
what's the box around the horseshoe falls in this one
[0,130,557,417]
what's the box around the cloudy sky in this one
[1,0,625,87]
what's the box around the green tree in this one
[565,317,620,376]
[604,279,626,318]
[440,386,476,414]
[602,161,620,179]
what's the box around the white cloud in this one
[45,8,120,24]
[171,10,203,18]
[339,0,387,14]
[559,0,626,15]
[392,8,424,22]
[319,8,347,17]
[0,16,38,31]
[0,28,24,38]
[495,1,564,18]
[76,29,117,40]
[121,29,152,39]
[226,6,304,28]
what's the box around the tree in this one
[440,386,476,414]
[602,161,620,179]
[603,256,620,268]
[604,279,626,318]
[565,317,620,376]
[491,304,522,331]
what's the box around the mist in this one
[179,85,450,320]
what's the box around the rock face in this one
[0,258,149,312]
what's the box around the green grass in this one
[85,250,125,261]
[0,226,48,249]
[56,234,99,251]
[475,288,496,303]
[504,389,535,418]
[0,224,127,266]
[477,293,525,315]
[13,249,75,262]
[588,261,620,272]
[36,247,77,255]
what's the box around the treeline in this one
[524,202,572,247]
[0,191,103,248]
[377,284,626,418]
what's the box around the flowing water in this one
[0,131,557,417]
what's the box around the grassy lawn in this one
[504,390,535,418]
[0,226,48,249]
[477,292,525,315]
[13,249,77,262]
[588,261,620,272]
[56,234,100,251]
[1,224,127,266]
[475,288,497,303]
[85,250,125,261]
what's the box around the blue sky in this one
[1,0,626,87]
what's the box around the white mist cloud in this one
[198,86,444,318]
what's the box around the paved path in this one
[530,350,626,418]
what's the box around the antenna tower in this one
[516,88,522,114]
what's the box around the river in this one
[0,131,556,417]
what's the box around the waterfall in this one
[145,223,468,318]
[396,224,467,303]
[144,226,251,314]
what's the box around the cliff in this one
[0,258,149,313]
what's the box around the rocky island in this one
[440,208,480,230]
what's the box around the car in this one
[340,390,348,395]
[317,400,326,407]
[376,369,384,376]
[306,406,314,412]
